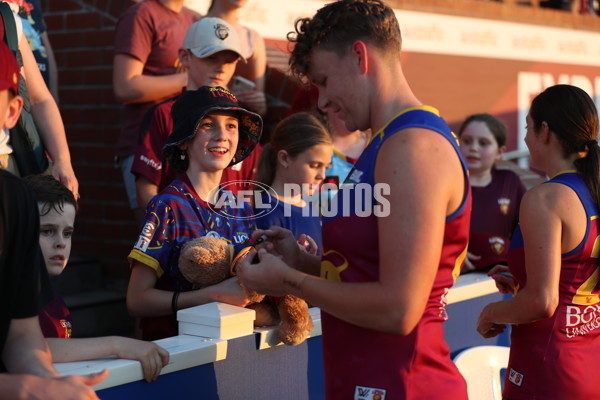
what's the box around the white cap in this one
[182,18,245,61]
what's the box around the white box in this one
[177,302,255,340]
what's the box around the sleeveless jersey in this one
[505,172,600,400]
[320,107,471,400]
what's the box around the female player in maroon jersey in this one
[478,84,600,399]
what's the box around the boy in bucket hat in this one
[127,85,263,341]
[131,17,262,210]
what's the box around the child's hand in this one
[461,251,480,273]
[297,234,318,255]
[488,265,515,294]
[211,277,253,307]
[114,338,169,382]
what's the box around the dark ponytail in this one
[574,141,600,208]
[530,84,600,207]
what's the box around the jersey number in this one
[573,235,600,305]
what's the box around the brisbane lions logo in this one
[214,23,229,40]
[320,250,349,281]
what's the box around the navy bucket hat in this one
[163,86,262,171]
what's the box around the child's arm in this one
[126,261,253,318]
[46,337,169,382]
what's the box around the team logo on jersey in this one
[320,250,349,281]
[354,385,386,400]
[60,320,73,339]
[134,221,156,252]
[489,236,506,255]
[508,368,524,387]
[498,197,511,215]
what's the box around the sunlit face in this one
[182,110,240,173]
[524,113,540,170]
[182,50,239,90]
[38,203,76,277]
[279,143,333,196]
[459,121,504,176]
[310,48,366,133]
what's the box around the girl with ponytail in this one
[477,84,600,399]
[254,112,332,254]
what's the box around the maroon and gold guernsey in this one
[39,291,72,339]
[320,107,471,400]
[505,171,600,399]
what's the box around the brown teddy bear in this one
[178,236,314,346]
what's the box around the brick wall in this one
[40,0,300,279]
[42,0,144,278]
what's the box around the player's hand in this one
[237,248,290,297]
[477,304,506,338]
[249,227,303,269]
[488,265,516,294]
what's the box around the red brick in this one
[77,145,118,164]
[44,14,65,31]
[60,87,115,105]
[76,220,135,242]
[50,31,84,49]
[63,49,113,68]
[80,202,131,223]
[74,149,118,167]
[61,106,121,125]
[45,0,82,13]
[66,12,102,30]
[67,125,121,145]
[82,68,114,86]
[58,69,84,85]
[82,29,116,47]
[77,182,124,203]
[75,163,121,182]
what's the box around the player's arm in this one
[240,128,463,334]
[113,54,187,104]
[478,183,573,335]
